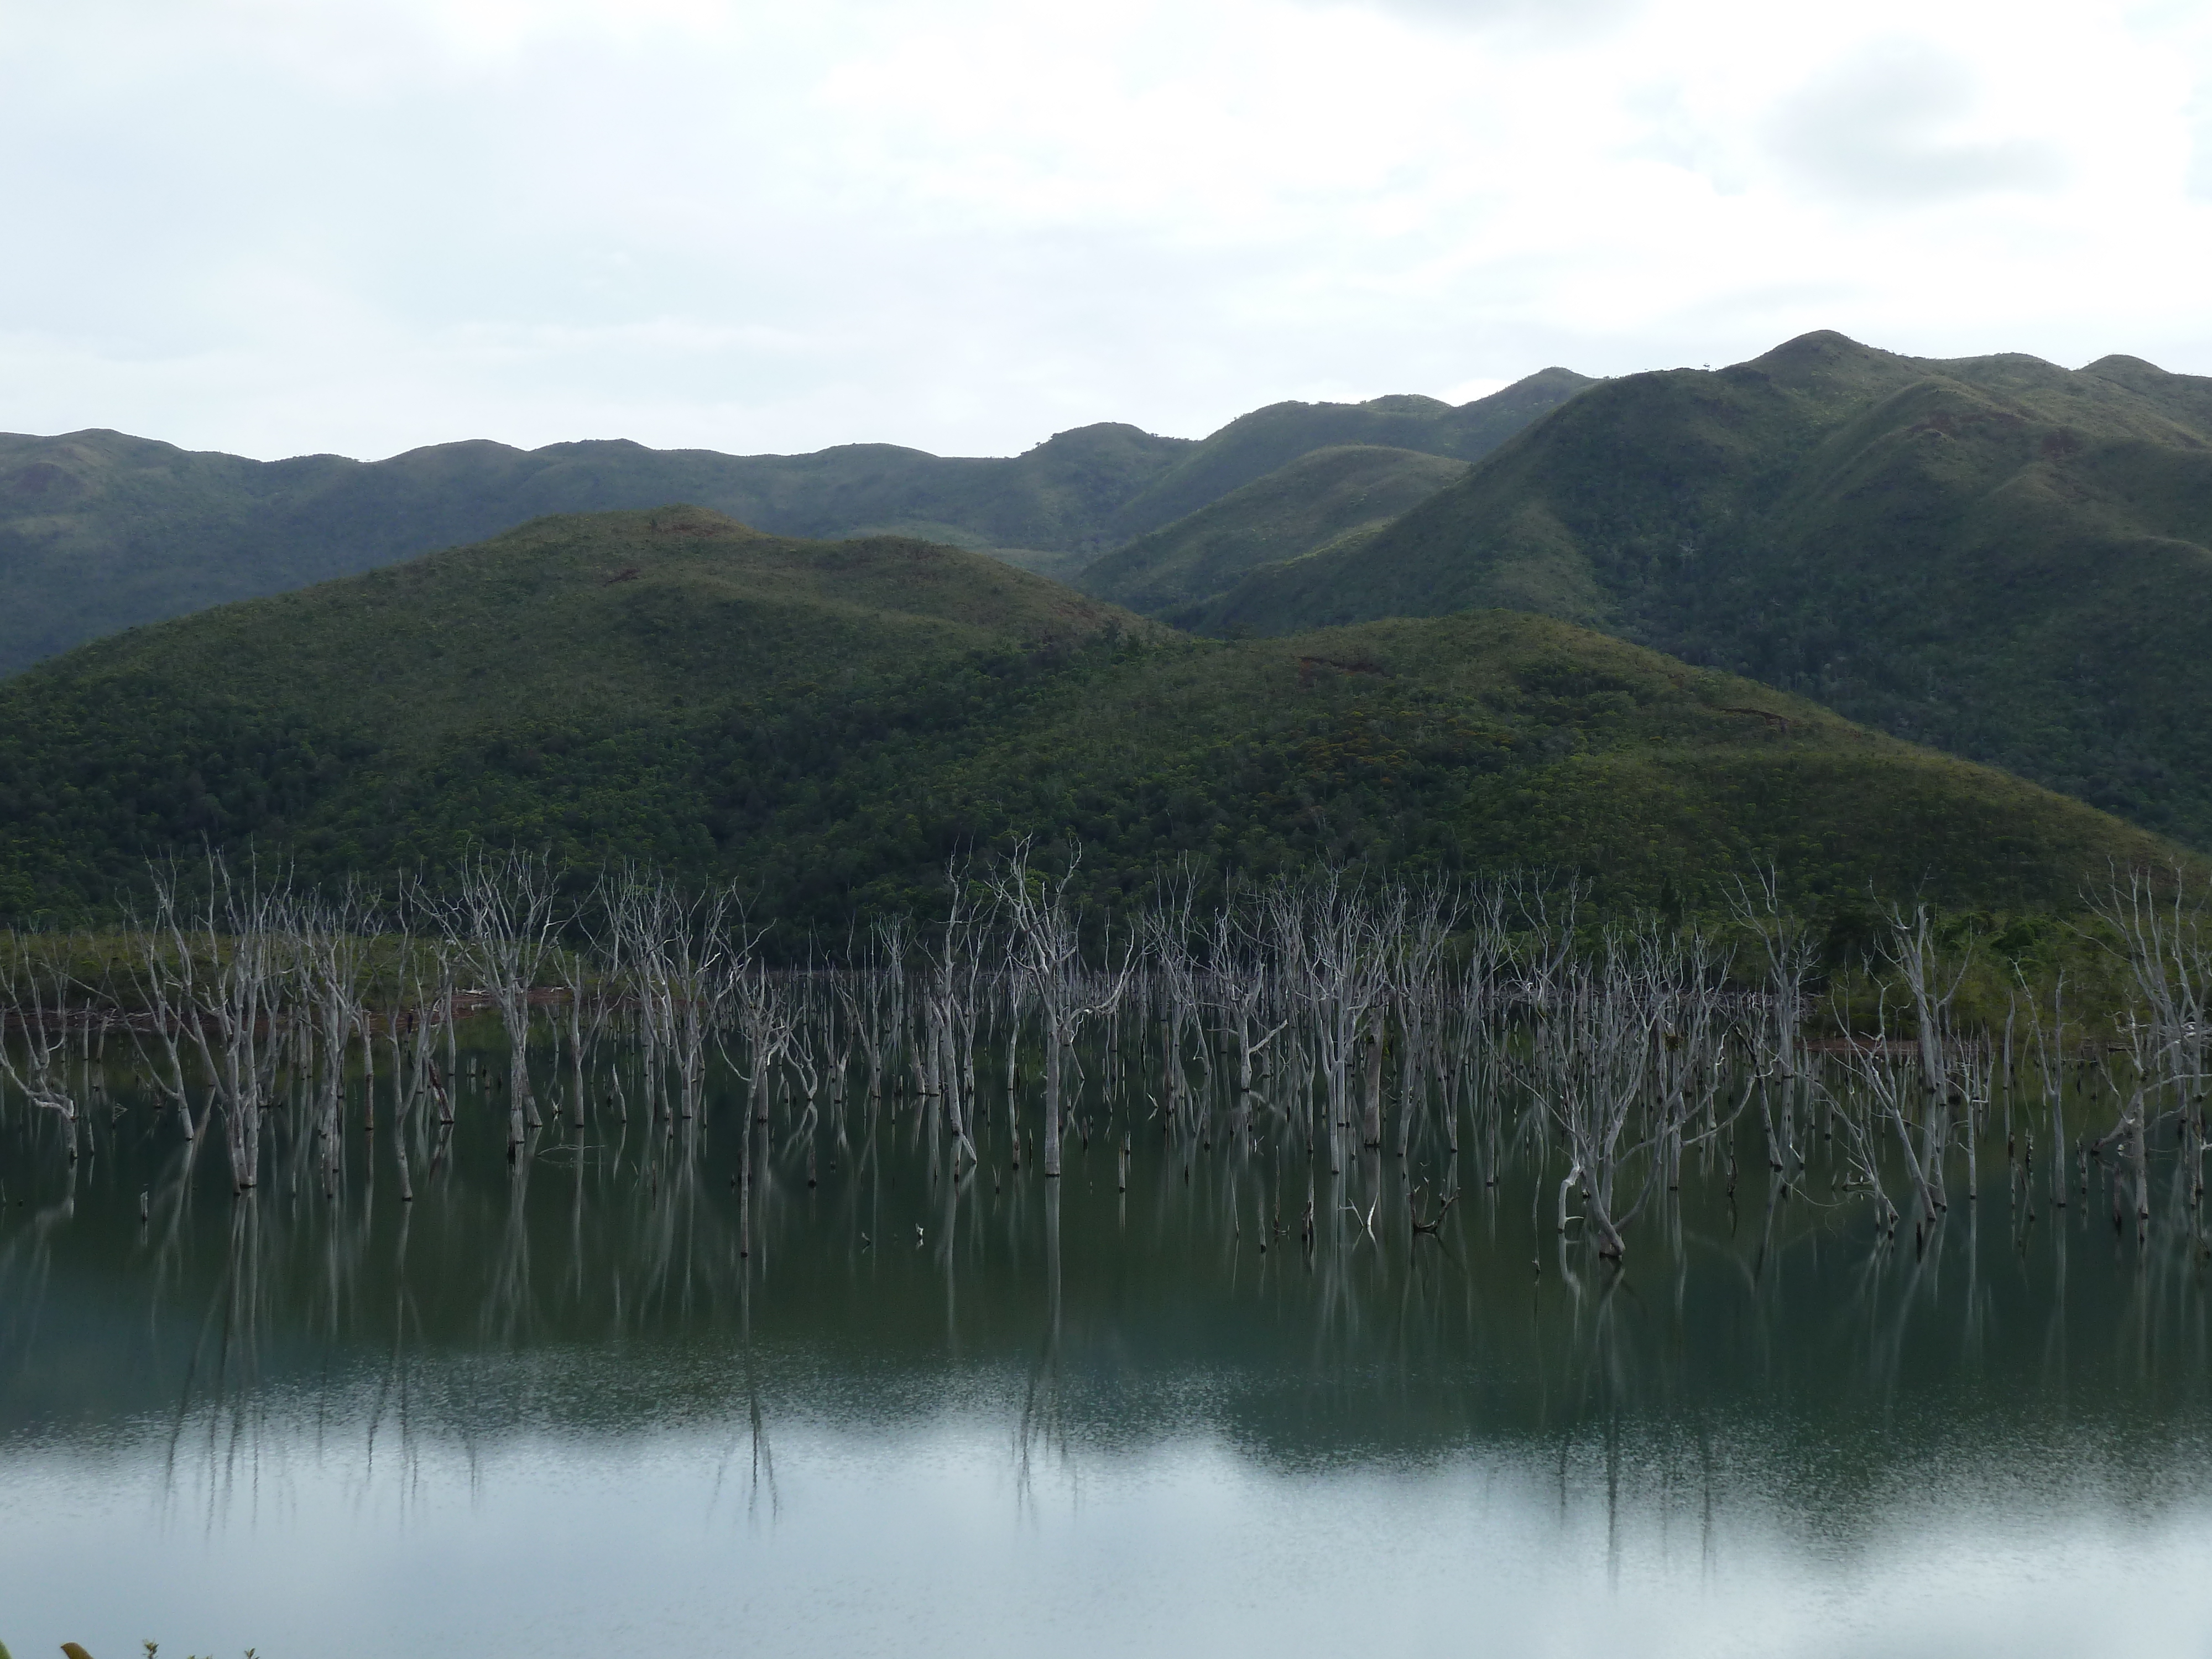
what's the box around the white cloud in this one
[1766,40,2065,203]
[0,0,2208,460]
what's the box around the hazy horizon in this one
[6,0,2209,462]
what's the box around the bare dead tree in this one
[445,849,562,1154]
[992,841,1134,1178]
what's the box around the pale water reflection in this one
[4,1048,2212,1658]
[11,1410,2212,1657]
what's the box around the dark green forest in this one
[1175,332,2212,846]
[0,507,2178,949]
[8,331,2212,951]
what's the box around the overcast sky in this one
[4,0,2209,461]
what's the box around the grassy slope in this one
[1105,368,1593,540]
[0,508,2178,932]
[1075,446,1469,615]
[1191,332,2212,844]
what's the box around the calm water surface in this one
[5,1043,2212,1658]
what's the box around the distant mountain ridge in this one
[1184,331,2212,846]
[0,369,1591,676]
[1095,367,1595,537]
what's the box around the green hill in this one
[1188,331,2212,846]
[833,611,2178,923]
[0,373,1586,677]
[75,504,1156,738]
[0,507,2177,932]
[1075,445,1469,616]
[1102,368,1594,539]
[0,423,1187,677]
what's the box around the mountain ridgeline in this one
[0,371,1590,676]
[1076,445,1470,617]
[10,328,2212,923]
[0,506,2178,936]
[1176,333,2212,847]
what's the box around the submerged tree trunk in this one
[1043,1022,1063,1178]
[1361,1021,1384,1148]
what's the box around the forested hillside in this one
[0,371,1587,675]
[0,506,2176,938]
[1188,332,2212,844]
[1095,368,1593,536]
[1077,445,1469,615]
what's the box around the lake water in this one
[6,1039,2212,1659]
